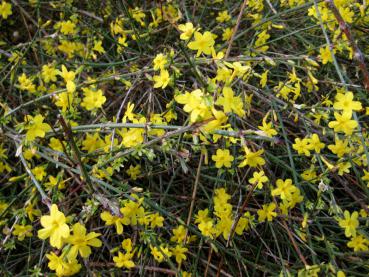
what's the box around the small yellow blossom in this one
[178,22,195,40]
[81,87,106,111]
[113,251,135,268]
[328,112,358,135]
[212,149,234,168]
[41,64,58,83]
[187,31,215,57]
[257,203,277,222]
[239,149,265,168]
[347,235,369,252]
[93,40,105,54]
[24,114,51,142]
[67,223,102,259]
[216,10,231,23]
[153,69,170,89]
[59,20,77,35]
[333,90,362,116]
[0,1,12,19]
[338,210,359,238]
[38,204,70,249]
[320,46,333,64]
[249,170,268,189]
[12,224,33,241]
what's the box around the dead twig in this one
[325,0,369,92]
[225,0,248,59]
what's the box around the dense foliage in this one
[0,0,369,276]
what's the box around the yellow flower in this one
[46,252,81,276]
[258,120,277,137]
[328,137,350,158]
[80,87,106,111]
[328,112,358,135]
[195,209,211,224]
[119,127,145,148]
[271,179,298,201]
[171,225,186,243]
[148,213,164,228]
[126,165,141,180]
[113,251,135,268]
[175,89,211,122]
[100,211,128,235]
[82,133,104,153]
[41,64,58,83]
[24,114,51,142]
[198,220,214,238]
[59,65,76,93]
[171,244,188,264]
[178,22,195,40]
[18,73,36,93]
[339,6,354,23]
[187,31,215,57]
[150,245,172,263]
[212,149,234,168]
[337,161,351,176]
[121,238,133,252]
[182,271,192,277]
[49,137,65,152]
[55,91,74,112]
[216,86,245,117]
[0,1,12,19]
[257,203,277,222]
[120,197,145,226]
[216,10,231,23]
[201,108,227,133]
[130,7,145,26]
[222,27,233,41]
[153,53,167,71]
[66,223,102,259]
[227,61,249,80]
[239,149,265,168]
[338,210,359,238]
[31,166,46,181]
[12,224,33,241]
[235,212,253,234]
[362,169,369,187]
[93,40,105,54]
[333,91,362,116]
[153,69,170,89]
[59,20,77,35]
[25,202,41,221]
[215,67,232,83]
[347,235,369,252]
[293,137,311,156]
[301,168,317,183]
[254,30,270,52]
[259,70,269,88]
[249,170,268,189]
[38,204,70,249]
[307,134,325,153]
[319,45,333,64]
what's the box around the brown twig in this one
[58,115,93,193]
[11,0,47,36]
[185,152,204,241]
[280,219,308,266]
[226,180,259,247]
[325,0,369,92]
[89,263,177,275]
[204,246,213,277]
[225,0,248,58]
